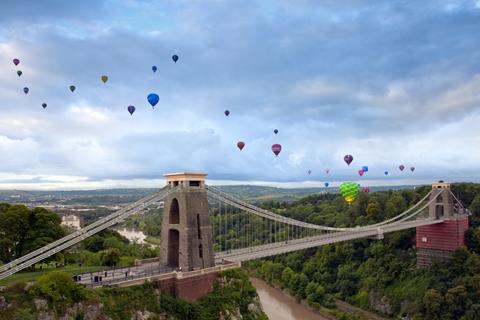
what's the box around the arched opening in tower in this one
[170,198,180,224]
[167,229,180,268]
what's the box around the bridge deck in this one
[216,219,443,262]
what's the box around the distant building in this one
[61,214,82,230]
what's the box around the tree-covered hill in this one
[246,183,480,319]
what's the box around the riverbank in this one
[251,277,336,320]
[251,277,389,320]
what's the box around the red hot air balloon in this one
[362,187,370,193]
[399,165,405,171]
[344,154,353,166]
[358,169,364,176]
[271,144,282,156]
[224,110,230,116]
[410,166,415,172]
[13,58,20,66]
[237,141,245,151]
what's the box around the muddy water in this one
[251,278,333,320]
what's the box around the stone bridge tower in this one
[160,172,215,271]
[416,181,469,267]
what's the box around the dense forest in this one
[246,183,480,319]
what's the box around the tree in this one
[100,248,121,267]
[30,272,88,304]
[366,200,381,221]
[422,289,444,319]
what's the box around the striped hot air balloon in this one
[339,182,360,204]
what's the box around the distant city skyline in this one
[1,1,480,189]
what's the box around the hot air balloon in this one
[272,144,282,156]
[224,110,230,116]
[13,58,20,66]
[358,169,364,177]
[384,171,389,175]
[410,166,415,172]
[274,129,278,134]
[399,165,405,171]
[326,169,330,174]
[69,85,76,92]
[127,105,135,115]
[362,187,370,193]
[147,93,159,108]
[152,65,157,73]
[237,141,245,151]
[172,55,179,63]
[23,87,29,94]
[324,182,329,187]
[339,182,360,204]
[362,166,369,173]
[344,154,353,166]
[42,103,47,109]
[101,75,108,83]
[17,70,22,77]
[308,170,312,175]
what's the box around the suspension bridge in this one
[0,173,470,300]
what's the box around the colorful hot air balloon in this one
[384,171,389,175]
[101,75,108,83]
[362,166,369,173]
[69,85,76,92]
[410,166,415,172]
[224,110,230,116]
[237,141,245,151]
[152,65,157,73]
[344,154,353,166]
[326,169,330,174]
[127,105,135,115]
[339,182,360,204]
[147,93,159,108]
[358,169,364,177]
[399,165,405,171]
[172,55,179,63]
[42,103,47,109]
[17,70,22,77]
[13,58,20,66]
[23,87,29,94]
[324,182,329,187]
[271,144,282,156]
[274,129,278,134]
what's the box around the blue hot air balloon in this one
[384,171,389,176]
[362,166,369,173]
[152,65,157,73]
[23,87,29,94]
[147,93,159,108]
[324,182,329,187]
[172,55,179,63]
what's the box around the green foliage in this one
[0,204,65,264]
[30,272,90,304]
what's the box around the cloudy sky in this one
[0,0,480,190]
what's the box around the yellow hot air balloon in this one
[101,75,108,83]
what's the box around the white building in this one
[61,214,82,230]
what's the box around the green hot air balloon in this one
[339,182,360,204]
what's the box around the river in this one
[251,278,334,320]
